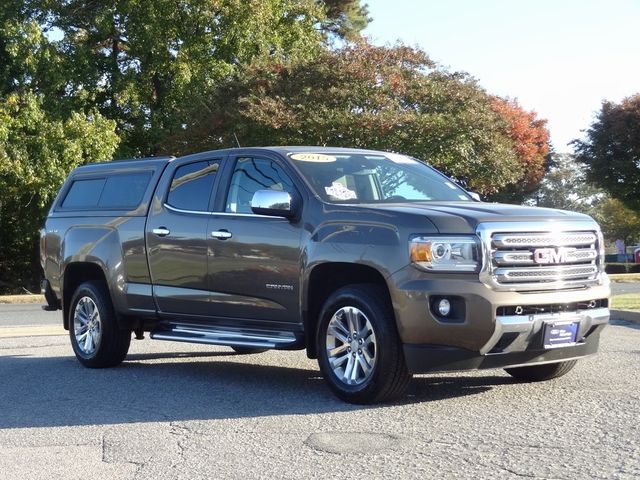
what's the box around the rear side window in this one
[167,161,219,211]
[61,172,152,210]
[62,178,106,209]
[99,172,152,208]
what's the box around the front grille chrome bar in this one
[477,221,605,292]
[495,265,599,283]
[492,232,597,248]
[494,249,598,266]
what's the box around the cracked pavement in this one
[0,316,638,479]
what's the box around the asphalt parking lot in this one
[0,307,639,479]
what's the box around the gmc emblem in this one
[533,247,576,264]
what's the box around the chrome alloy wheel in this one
[326,306,377,385]
[74,296,102,355]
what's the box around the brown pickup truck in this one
[40,147,610,403]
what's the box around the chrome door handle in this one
[152,227,171,237]
[211,230,232,240]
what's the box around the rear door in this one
[207,155,303,324]
[146,156,224,316]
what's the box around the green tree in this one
[526,153,604,213]
[574,93,640,211]
[164,42,527,194]
[44,0,330,157]
[320,0,371,41]
[0,92,119,293]
[591,197,640,246]
[0,1,120,293]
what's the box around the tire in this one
[69,281,131,368]
[505,360,578,382]
[43,281,58,309]
[316,284,411,404]
[231,346,268,354]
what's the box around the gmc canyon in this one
[40,147,610,403]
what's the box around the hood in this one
[363,201,595,234]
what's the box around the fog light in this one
[438,298,451,316]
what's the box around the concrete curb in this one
[610,309,640,324]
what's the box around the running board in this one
[149,324,300,349]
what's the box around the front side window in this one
[225,157,295,214]
[167,161,219,211]
[288,152,472,203]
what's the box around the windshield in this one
[288,152,472,203]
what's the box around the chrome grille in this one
[477,222,604,292]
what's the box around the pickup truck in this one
[40,147,610,403]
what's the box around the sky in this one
[363,0,640,153]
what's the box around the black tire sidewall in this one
[69,281,129,367]
[317,285,402,403]
[505,359,578,382]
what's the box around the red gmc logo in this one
[533,247,576,264]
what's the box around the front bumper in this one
[403,324,605,373]
[403,317,607,374]
[389,267,610,372]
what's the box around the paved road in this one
[0,317,639,478]
[612,281,640,296]
[0,304,60,327]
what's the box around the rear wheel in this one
[317,284,411,404]
[231,346,268,354]
[69,281,131,368]
[505,360,578,381]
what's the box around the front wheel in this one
[69,281,131,368]
[505,360,578,382]
[317,284,411,404]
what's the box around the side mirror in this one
[251,190,297,218]
[468,192,482,202]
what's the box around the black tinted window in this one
[225,158,295,213]
[62,178,106,209]
[99,172,152,208]
[167,161,219,211]
[62,172,153,210]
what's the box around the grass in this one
[0,294,44,304]
[609,273,640,282]
[611,293,640,312]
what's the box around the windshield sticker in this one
[458,194,470,200]
[385,152,419,164]
[325,182,357,200]
[290,153,336,162]
[445,182,458,190]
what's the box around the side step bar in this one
[150,324,300,350]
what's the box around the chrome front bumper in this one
[480,307,610,355]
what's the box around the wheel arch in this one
[303,262,393,359]
[62,262,111,330]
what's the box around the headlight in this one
[410,236,481,272]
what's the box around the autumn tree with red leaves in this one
[489,98,550,202]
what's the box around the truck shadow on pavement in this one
[0,351,512,429]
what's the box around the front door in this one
[146,158,222,316]
[207,156,303,323]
